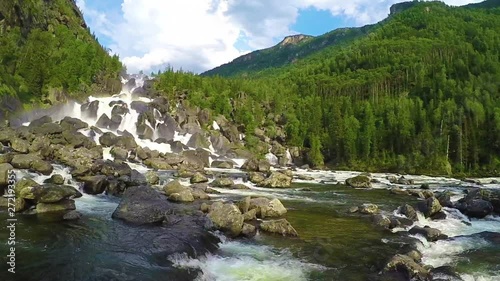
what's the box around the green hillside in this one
[157,0,500,176]
[0,0,123,120]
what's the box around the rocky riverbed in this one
[1,76,499,281]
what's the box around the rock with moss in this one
[36,199,76,214]
[11,138,30,153]
[163,180,188,195]
[358,203,379,214]
[248,172,266,184]
[145,170,159,185]
[37,185,82,203]
[211,177,235,188]
[210,160,234,169]
[207,202,244,237]
[409,226,448,242]
[168,190,195,203]
[261,171,292,188]
[242,158,271,173]
[190,172,208,184]
[44,174,65,185]
[416,197,442,218]
[260,219,298,236]
[383,254,429,280]
[31,159,54,175]
[345,175,372,188]
[241,223,257,237]
[0,163,14,187]
[144,158,172,170]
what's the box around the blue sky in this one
[76,0,482,74]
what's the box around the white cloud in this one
[77,0,483,74]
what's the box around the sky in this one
[76,0,483,74]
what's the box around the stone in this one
[391,188,410,196]
[359,203,379,214]
[145,171,160,185]
[190,172,208,184]
[111,186,170,224]
[80,175,108,195]
[15,178,40,199]
[36,199,76,214]
[397,176,414,185]
[163,180,188,195]
[15,197,28,213]
[372,214,392,229]
[383,254,429,280]
[31,159,54,175]
[211,177,235,188]
[44,174,65,185]
[238,196,251,214]
[399,204,418,221]
[0,163,14,187]
[248,172,266,184]
[144,158,172,170]
[409,226,448,242]
[231,184,250,190]
[456,199,494,219]
[207,202,244,237]
[345,175,372,188]
[168,190,195,203]
[243,209,257,221]
[38,185,82,203]
[29,116,52,127]
[190,188,210,200]
[260,219,298,236]
[11,138,30,153]
[60,117,88,131]
[416,197,442,218]
[266,198,288,217]
[242,158,271,173]
[200,202,211,213]
[262,172,292,188]
[241,223,257,237]
[210,160,234,169]
[11,154,40,169]
[110,146,129,160]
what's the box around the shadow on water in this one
[0,210,204,281]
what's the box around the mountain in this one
[0,0,123,121]
[156,0,500,176]
[202,27,374,77]
[203,0,500,78]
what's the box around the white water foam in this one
[169,236,323,281]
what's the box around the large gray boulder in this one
[207,202,244,237]
[112,186,169,224]
[79,175,108,195]
[409,226,448,242]
[416,197,442,218]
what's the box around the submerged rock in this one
[260,219,298,237]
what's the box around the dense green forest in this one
[156,0,500,176]
[0,0,122,119]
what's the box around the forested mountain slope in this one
[156,0,500,176]
[0,0,123,121]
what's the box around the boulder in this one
[32,123,64,135]
[241,223,257,238]
[409,226,448,242]
[243,209,257,221]
[0,163,14,187]
[266,198,288,217]
[242,158,271,173]
[144,158,172,170]
[99,132,118,147]
[210,160,234,169]
[200,202,211,213]
[31,159,54,175]
[11,154,40,169]
[416,197,442,218]
[110,147,129,160]
[36,199,76,214]
[372,214,392,229]
[190,172,208,184]
[44,174,65,185]
[111,186,171,224]
[93,160,132,177]
[145,171,160,185]
[399,204,418,221]
[262,171,292,188]
[456,199,494,219]
[37,185,82,203]
[207,202,244,237]
[397,176,414,185]
[479,189,500,213]
[29,116,52,127]
[80,175,108,195]
[248,197,287,218]
[260,219,298,236]
[81,100,100,119]
[345,175,372,188]
[358,204,379,214]
[60,117,88,131]
[211,177,234,188]
[182,149,210,169]
[190,188,210,200]
[436,191,453,208]
[248,172,266,184]
[15,178,40,199]
[187,132,210,149]
[383,254,429,280]
[168,190,195,203]
[11,138,30,153]
[163,180,188,195]
[391,188,410,196]
[0,153,14,164]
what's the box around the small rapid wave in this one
[169,235,324,281]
